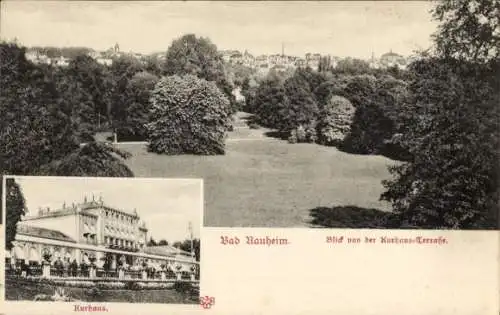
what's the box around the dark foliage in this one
[164,34,236,113]
[146,75,231,155]
[309,206,401,229]
[282,74,319,133]
[247,75,290,130]
[0,43,80,175]
[5,179,26,250]
[37,142,134,177]
[381,58,500,229]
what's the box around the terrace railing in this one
[6,264,198,282]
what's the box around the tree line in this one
[242,0,499,229]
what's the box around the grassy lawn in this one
[116,113,398,227]
[5,278,198,304]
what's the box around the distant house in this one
[54,56,70,67]
[25,49,52,65]
[96,58,113,66]
[380,51,407,69]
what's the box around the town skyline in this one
[1,1,437,59]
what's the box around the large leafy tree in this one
[37,142,134,177]
[113,71,159,141]
[0,42,79,175]
[5,178,26,250]
[164,34,236,111]
[178,238,201,262]
[52,68,96,142]
[432,0,499,62]
[381,58,499,228]
[317,95,355,146]
[283,74,320,133]
[67,55,113,127]
[146,75,232,155]
[381,0,500,229]
[122,71,159,140]
[250,74,290,130]
[109,55,145,133]
[0,42,135,244]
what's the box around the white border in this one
[2,175,204,314]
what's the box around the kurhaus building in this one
[6,195,198,277]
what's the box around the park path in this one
[227,112,274,142]
[92,112,275,144]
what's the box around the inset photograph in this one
[3,176,201,304]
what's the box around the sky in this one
[7,176,202,244]
[0,1,438,59]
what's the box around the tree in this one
[380,0,500,229]
[179,239,201,262]
[158,239,169,246]
[283,74,320,135]
[146,75,232,155]
[147,237,157,246]
[164,34,236,112]
[432,0,499,62]
[381,58,499,228]
[5,178,26,250]
[340,74,394,154]
[317,95,355,146]
[318,55,332,72]
[36,142,134,177]
[0,42,79,175]
[335,58,371,75]
[313,78,350,110]
[0,42,135,244]
[114,71,159,141]
[250,75,289,130]
[109,55,145,133]
[52,68,96,142]
[67,55,113,126]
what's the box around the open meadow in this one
[117,113,398,227]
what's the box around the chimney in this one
[46,207,50,213]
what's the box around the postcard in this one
[0,1,499,314]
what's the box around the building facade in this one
[6,196,198,279]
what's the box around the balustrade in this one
[4,260,198,281]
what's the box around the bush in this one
[86,287,103,299]
[317,95,355,146]
[96,281,126,289]
[309,206,398,228]
[248,122,260,129]
[288,124,317,144]
[146,75,232,155]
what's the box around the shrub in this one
[146,75,232,155]
[288,123,317,144]
[86,287,103,299]
[317,95,355,146]
[248,122,260,129]
[96,281,126,289]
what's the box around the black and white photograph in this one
[3,176,201,304]
[0,1,498,231]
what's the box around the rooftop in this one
[17,224,76,243]
[24,195,140,221]
[142,245,192,258]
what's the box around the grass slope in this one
[117,113,398,227]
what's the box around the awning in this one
[13,246,25,259]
